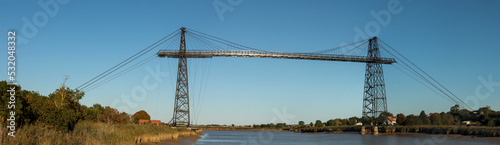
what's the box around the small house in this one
[139,119,161,126]
[386,116,397,126]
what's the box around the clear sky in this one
[1,0,499,125]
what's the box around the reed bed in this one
[0,121,195,145]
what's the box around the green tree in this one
[487,120,495,127]
[269,123,275,128]
[457,109,471,121]
[84,104,104,122]
[479,106,493,115]
[276,123,286,128]
[348,117,359,125]
[48,77,84,109]
[326,119,336,126]
[98,108,123,124]
[419,111,430,125]
[309,122,313,127]
[396,113,406,125]
[377,112,393,125]
[44,80,85,131]
[121,112,130,124]
[46,107,81,131]
[340,119,347,125]
[132,110,151,123]
[404,114,422,126]
[450,104,460,114]
[429,113,443,125]
[0,81,25,127]
[441,112,454,125]
[361,116,373,125]
[298,121,305,126]
[92,104,105,112]
[315,120,324,127]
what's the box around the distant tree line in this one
[394,105,499,126]
[298,104,500,127]
[245,105,500,129]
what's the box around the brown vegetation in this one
[0,121,199,144]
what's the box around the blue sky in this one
[1,0,499,125]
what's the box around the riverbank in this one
[196,125,500,137]
[196,130,500,144]
[160,132,204,145]
[0,121,202,144]
[288,125,500,137]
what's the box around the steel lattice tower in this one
[172,27,190,126]
[362,37,388,124]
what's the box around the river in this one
[173,130,499,145]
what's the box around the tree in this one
[298,121,305,126]
[377,112,393,125]
[396,113,406,125]
[419,111,430,125]
[121,112,130,124]
[348,117,359,125]
[48,77,84,109]
[93,104,105,112]
[315,120,324,127]
[43,79,85,131]
[132,110,151,123]
[269,123,275,128]
[441,112,454,125]
[479,106,493,115]
[458,109,471,121]
[340,119,347,125]
[326,119,336,126]
[404,114,422,126]
[310,122,314,127]
[84,104,105,122]
[98,108,123,124]
[429,113,443,125]
[450,104,460,114]
[276,123,286,128]
[361,116,373,125]
[487,120,495,127]
[326,119,341,126]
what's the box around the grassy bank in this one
[288,125,500,137]
[0,121,198,145]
